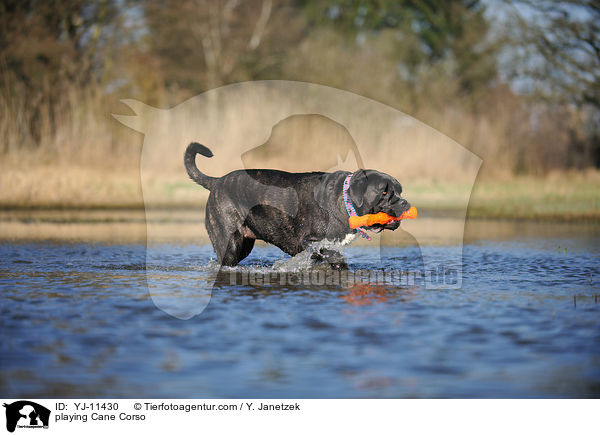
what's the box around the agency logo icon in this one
[3,401,50,433]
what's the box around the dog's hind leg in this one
[221,230,255,266]
[238,232,256,262]
[205,200,255,266]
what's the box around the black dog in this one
[185,142,410,267]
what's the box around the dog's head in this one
[348,169,410,231]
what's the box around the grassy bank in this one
[415,171,600,221]
[1,165,598,221]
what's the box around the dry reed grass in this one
[1,78,598,220]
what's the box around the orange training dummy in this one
[348,206,417,229]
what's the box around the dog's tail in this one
[184,142,218,190]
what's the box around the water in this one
[1,226,599,398]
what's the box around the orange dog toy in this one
[349,206,417,229]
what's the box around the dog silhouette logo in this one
[114,81,481,319]
[3,401,50,432]
[241,113,366,172]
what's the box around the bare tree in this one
[498,0,600,108]
[143,0,302,92]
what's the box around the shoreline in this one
[1,168,599,222]
[1,208,598,245]
[1,204,598,222]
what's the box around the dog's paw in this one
[310,248,348,270]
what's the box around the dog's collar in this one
[342,173,371,240]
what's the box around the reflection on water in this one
[0,216,599,397]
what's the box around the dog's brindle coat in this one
[184,142,410,266]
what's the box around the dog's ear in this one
[348,170,365,208]
[348,170,375,210]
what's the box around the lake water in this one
[1,213,599,398]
